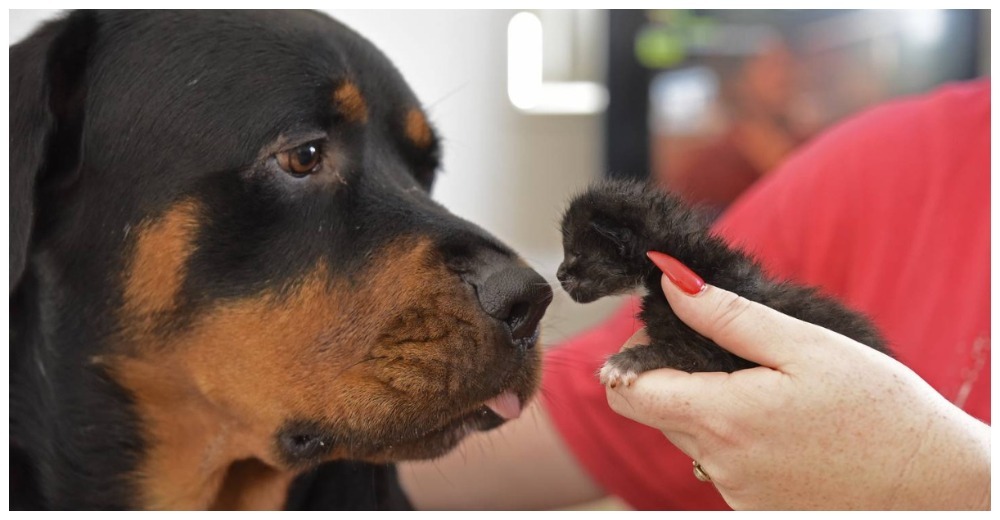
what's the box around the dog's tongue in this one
[484,391,522,420]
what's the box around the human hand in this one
[606,254,990,510]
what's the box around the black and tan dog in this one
[10,10,552,510]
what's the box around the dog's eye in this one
[277,143,322,176]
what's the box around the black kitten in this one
[557,180,890,386]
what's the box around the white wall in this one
[9,10,629,343]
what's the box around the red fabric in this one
[541,80,991,510]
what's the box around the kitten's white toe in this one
[599,361,638,388]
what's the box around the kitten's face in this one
[557,206,642,303]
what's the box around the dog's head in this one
[10,10,551,508]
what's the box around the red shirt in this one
[541,80,991,510]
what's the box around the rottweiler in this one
[10,10,552,510]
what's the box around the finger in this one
[649,252,827,369]
[606,367,728,434]
[661,430,701,461]
[665,282,803,368]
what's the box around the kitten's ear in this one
[590,217,635,257]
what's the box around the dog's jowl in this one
[10,10,552,510]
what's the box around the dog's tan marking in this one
[210,459,295,510]
[122,199,200,320]
[332,81,368,124]
[111,234,505,509]
[404,108,433,148]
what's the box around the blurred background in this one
[9,7,991,358]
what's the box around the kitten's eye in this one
[277,142,323,176]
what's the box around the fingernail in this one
[646,251,706,296]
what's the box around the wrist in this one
[945,415,991,511]
[896,407,991,510]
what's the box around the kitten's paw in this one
[599,344,669,388]
[599,361,638,388]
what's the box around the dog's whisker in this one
[425,81,471,111]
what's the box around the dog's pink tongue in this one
[484,391,522,420]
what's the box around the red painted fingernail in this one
[646,251,706,296]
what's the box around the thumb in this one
[648,251,824,369]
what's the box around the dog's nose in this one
[476,266,553,347]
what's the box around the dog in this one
[10,10,552,509]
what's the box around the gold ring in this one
[693,460,712,482]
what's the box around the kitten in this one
[556,180,890,387]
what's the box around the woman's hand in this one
[606,255,990,510]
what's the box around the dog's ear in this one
[9,11,96,292]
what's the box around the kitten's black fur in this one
[557,180,889,383]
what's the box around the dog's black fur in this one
[557,180,889,381]
[11,10,551,510]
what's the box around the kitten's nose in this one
[556,264,568,283]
